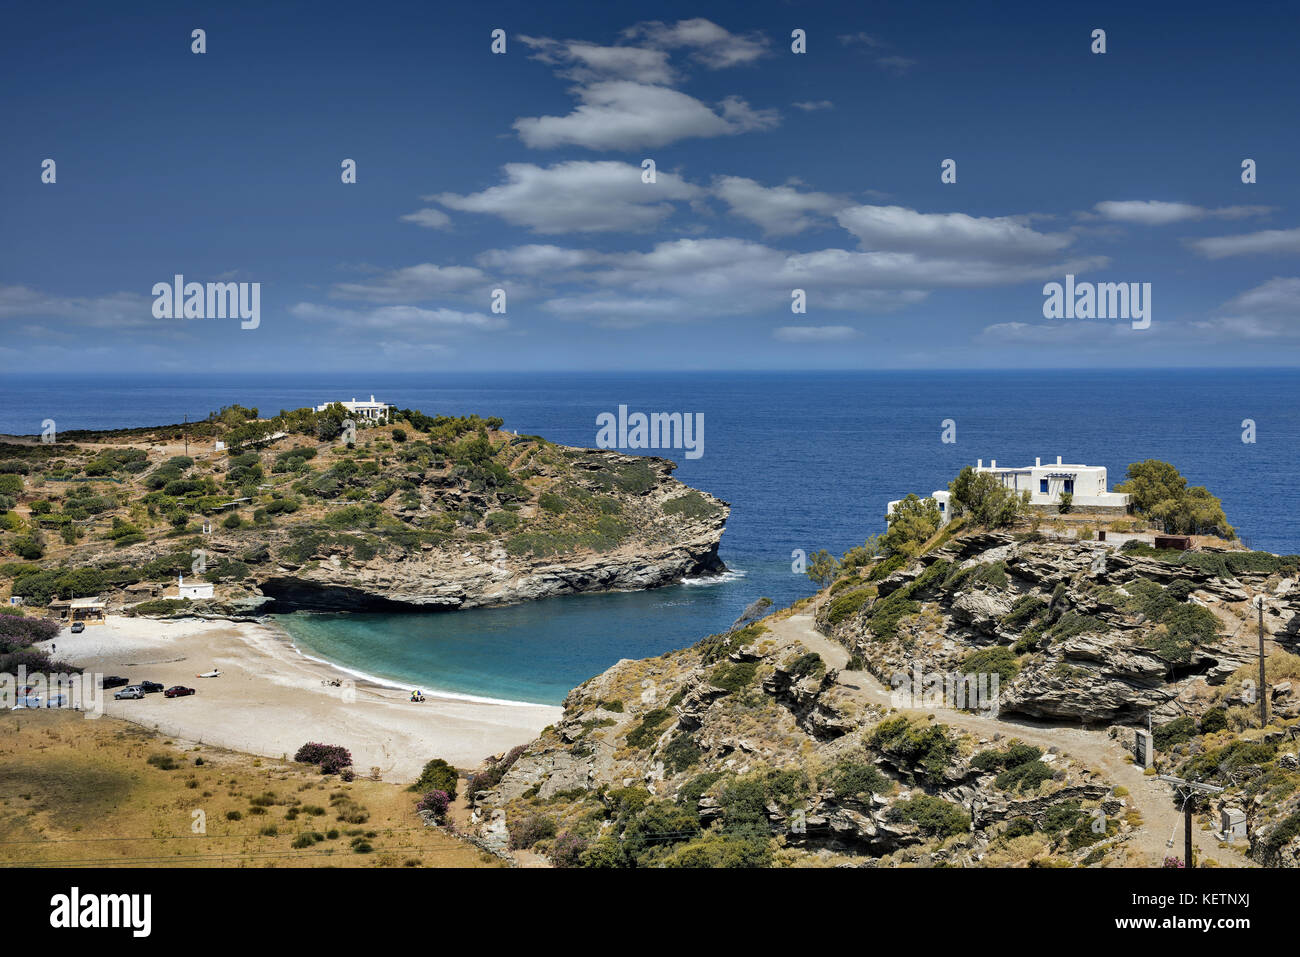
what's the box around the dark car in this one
[139,681,164,694]
[164,686,195,698]
[101,676,130,689]
[70,621,85,634]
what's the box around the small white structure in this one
[316,395,392,423]
[8,596,22,606]
[1134,728,1154,769]
[1220,806,1247,841]
[214,440,226,452]
[177,574,214,600]
[887,455,1130,525]
[886,490,953,525]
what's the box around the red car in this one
[164,686,196,698]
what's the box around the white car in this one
[114,686,145,700]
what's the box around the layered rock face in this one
[820,532,1300,724]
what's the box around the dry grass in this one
[0,710,501,868]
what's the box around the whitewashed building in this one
[887,455,1129,525]
[315,395,392,423]
[176,575,214,600]
[973,456,1130,510]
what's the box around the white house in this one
[887,456,1129,525]
[973,456,1130,510]
[315,395,392,423]
[176,575,214,600]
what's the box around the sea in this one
[2,369,1296,705]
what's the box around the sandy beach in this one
[52,616,561,782]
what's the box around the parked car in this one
[164,686,196,698]
[139,681,164,694]
[114,687,144,700]
[101,676,130,689]
[70,621,85,634]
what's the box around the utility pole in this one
[183,414,189,457]
[1157,775,1224,868]
[1257,596,1268,728]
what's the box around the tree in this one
[410,758,459,800]
[882,494,943,557]
[948,467,1025,527]
[1058,490,1073,514]
[1116,460,1233,537]
[806,549,839,587]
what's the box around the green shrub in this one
[625,708,673,749]
[960,645,1020,685]
[409,758,459,800]
[710,660,758,694]
[888,794,970,837]
[660,733,703,775]
[1152,716,1196,751]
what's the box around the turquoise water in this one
[276,573,754,705]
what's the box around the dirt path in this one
[768,611,1254,868]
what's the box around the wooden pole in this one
[1185,798,1194,869]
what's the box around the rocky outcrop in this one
[822,534,1297,726]
[468,601,1118,866]
[59,438,729,614]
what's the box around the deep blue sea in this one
[3,370,1296,704]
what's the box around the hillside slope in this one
[0,407,728,614]
[466,533,1300,868]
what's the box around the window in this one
[938,502,945,512]
[1039,479,1048,494]
[1064,479,1074,494]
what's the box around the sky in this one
[3,0,1300,372]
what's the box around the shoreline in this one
[270,616,555,709]
[53,615,562,781]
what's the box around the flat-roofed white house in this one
[974,456,1130,510]
[175,575,214,600]
[887,456,1130,525]
[315,395,392,423]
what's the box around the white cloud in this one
[433,161,702,233]
[979,321,1132,344]
[1187,226,1300,259]
[713,176,844,236]
[836,205,1074,259]
[876,56,917,74]
[1092,200,1272,225]
[622,19,768,69]
[1196,277,1300,338]
[290,302,505,332]
[517,36,676,84]
[514,81,777,151]
[477,244,606,275]
[838,33,883,48]
[792,100,834,112]
[773,325,859,342]
[399,208,452,230]
[330,264,489,303]
[515,230,1098,325]
[1220,276,1300,315]
[0,285,155,328]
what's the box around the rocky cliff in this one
[0,413,729,614]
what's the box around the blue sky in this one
[3,0,1300,372]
